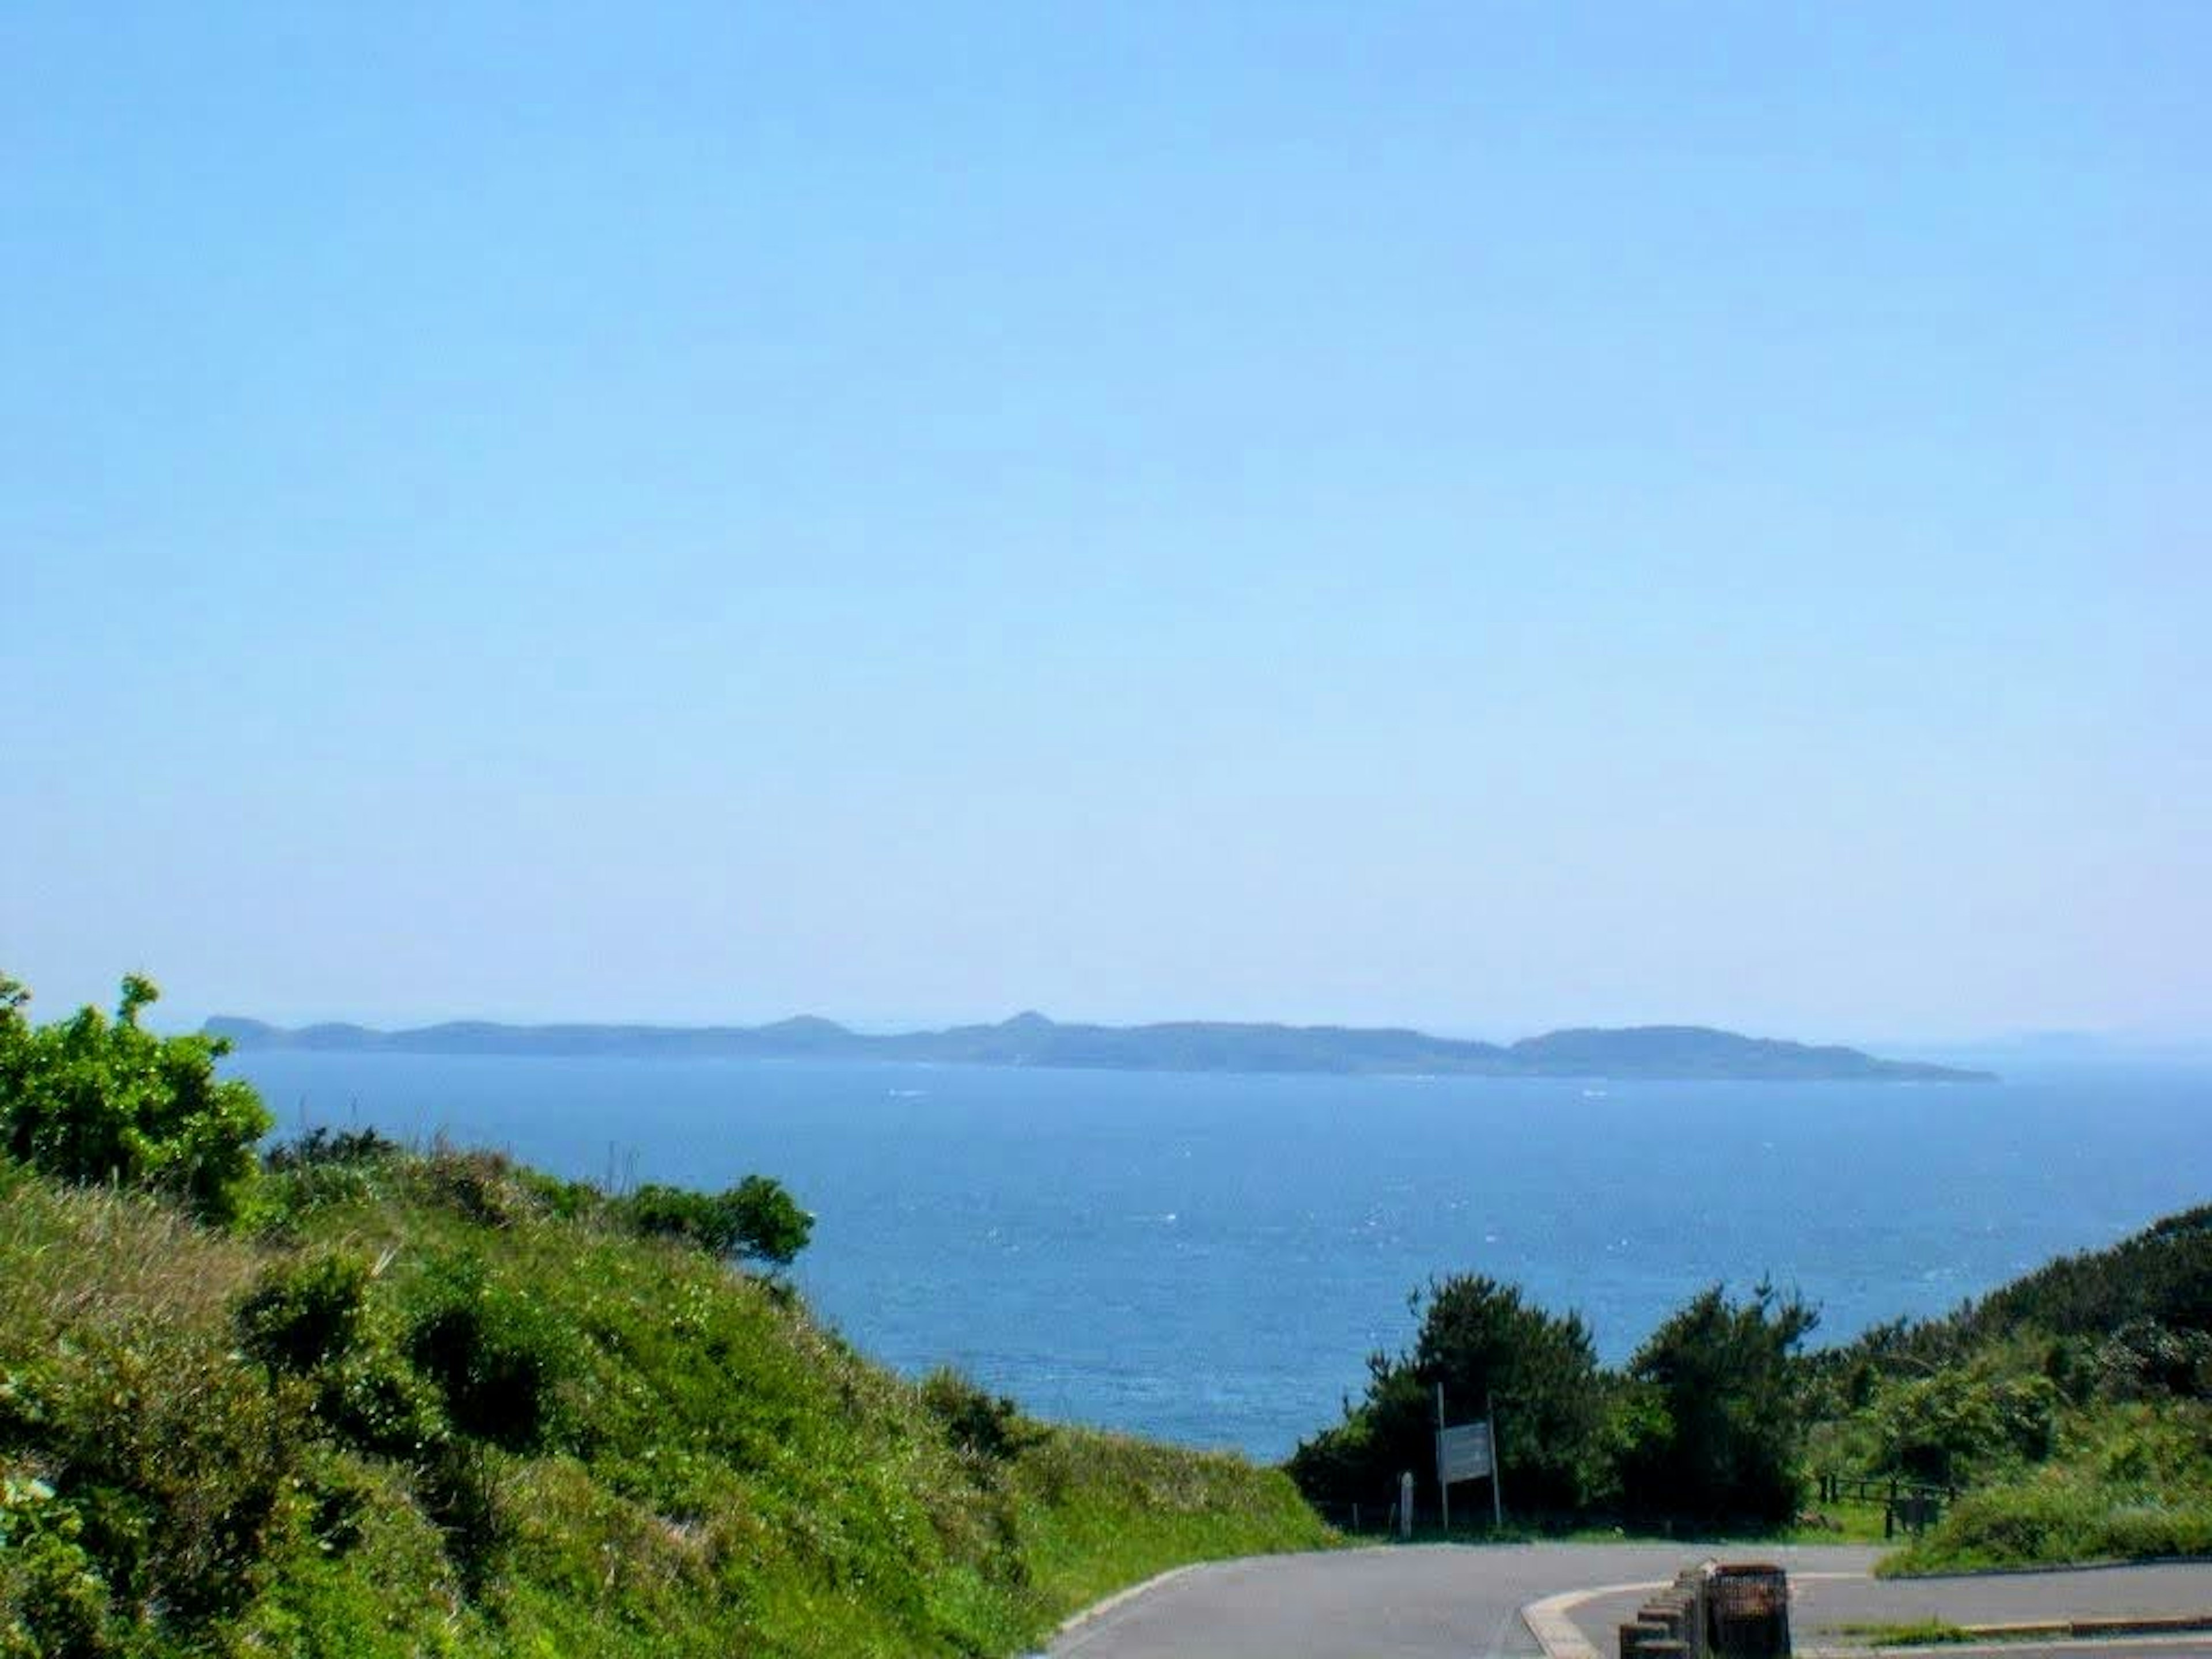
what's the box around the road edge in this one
[1521,1578,1662,1659]
[1046,1562,1207,1650]
[1522,1570,1878,1659]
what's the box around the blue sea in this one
[224,1052,2212,1463]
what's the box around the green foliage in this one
[1873,1365,2059,1486]
[1611,1282,1816,1526]
[403,1252,570,1453]
[237,1251,376,1375]
[1,1472,114,1659]
[1881,1400,2212,1573]
[0,972,271,1222]
[1804,1201,2212,1573]
[264,1124,403,1172]
[1967,1204,2212,1343]
[921,1368,1043,1465]
[2096,1319,2212,1402]
[2,1319,306,1641]
[618,1173,815,1269]
[1289,1273,1603,1517]
[1835,1619,1976,1644]
[1007,1428,1334,1619]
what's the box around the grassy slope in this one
[1878,1401,2212,1575]
[1806,1205,2212,1576]
[0,1152,1328,1657]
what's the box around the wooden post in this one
[1435,1382,1449,1534]
[1488,1392,1505,1529]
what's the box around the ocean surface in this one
[224,1051,2212,1463]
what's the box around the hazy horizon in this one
[171,1000,2212,1063]
[7,6,2207,1046]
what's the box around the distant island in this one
[204,1012,1992,1082]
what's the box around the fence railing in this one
[1812,1471,1961,1537]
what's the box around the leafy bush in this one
[237,1252,375,1376]
[5,1323,305,1634]
[1968,1204,2212,1344]
[2095,1320,2212,1402]
[615,1174,814,1269]
[1611,1282,1815,1526]
[1289,1274,1602,1517]
[1866,1364,2060,1486]
[1889,1479,2212,1574]
[264,1126,403,1172]
[921,1368,1041,1464]
[403,1254,569,1453]
[1,1472,115,1659]
[234,1251,447,1463]
[0,974,270,1222]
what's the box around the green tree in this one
[1290,1274,1602,1517]
[0,972,270,1221]
[1609,1281,1817,1525]
[724,1172,813,1267]
[619,1173,813,1270]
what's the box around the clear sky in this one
[5,3,2207,1044]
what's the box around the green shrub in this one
[1612,1282,1815,1526]
[0,974,270,1222]
[921,1368,1041,1465]
[1,1474,116,1659]
[412,1439,507,1597]
[1889,1479,2212,1573]
[419,1147,524,1228]
[1290,1274,1603,1518]
[1865,1365,2059,1486]
[264,1126,404,1172]
[237,1252,376,1376]
[615,1174,814,1269]
[403,1255,567,1453]
[2096,1320,2212,1402]
[13,1323,305,1633]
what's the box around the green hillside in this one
[1806,1205,2212,1573]
[0,976,1328,1658]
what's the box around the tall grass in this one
[1,1148,1328,1657]
[1883,1402,2212,1575]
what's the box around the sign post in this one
[1433,1386,1505,1534]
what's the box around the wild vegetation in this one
[1292,1209,2212,1570]
[1290,1274,1820,1531]
[0,977,1328,1657]
[1820,1204,2212,1573]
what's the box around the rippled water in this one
[227,1051,2212,1461]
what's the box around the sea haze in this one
[224,1052,2212,1463]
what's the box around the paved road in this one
[1048,1543,1879,1658]
[1048,1545,2212,1659]
[1568,1559,2212,1657]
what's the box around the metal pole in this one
[1487,1391,1505,1529]
[1435,1382,1449,1535]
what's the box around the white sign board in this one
[1435,1420,1493,1486]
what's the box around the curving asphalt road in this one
[1047,1544,2212,1659]
[1048,1543,1879,1659]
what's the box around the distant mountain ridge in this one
[203,1012,1991,1081]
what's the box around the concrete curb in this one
[1521,1580,1666,1659]
[1882,1555,2212,1582]
[1521,1571,1873,1659]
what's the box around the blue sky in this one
[5,3,2207,1043]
